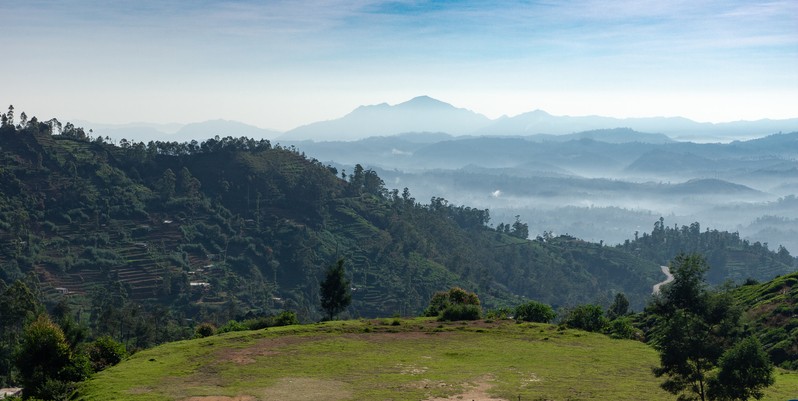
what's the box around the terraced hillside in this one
[734,271,798,369]
[0,120,793,330]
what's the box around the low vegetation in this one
[733,271,798,369]
[74,318,798,401]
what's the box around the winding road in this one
[652,265,674,295]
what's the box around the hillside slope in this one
[734,271,798,368]
[75,319,798,401]
[1,118,793,339]
[0,121,662,328]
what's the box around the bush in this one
[15,315,90,401]
[194,322,216,338]
[439,304,482,321]
[606,317,640,340]
[485,307,513,320]
[424,287,480,317]
[243,311,299,330]
[515,301,556,323]
[217,320,247,334]
[561,304,607,332]
[272,310,299,326]
[88,336,128,372]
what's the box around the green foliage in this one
[561,304,607,332]
[514,300,556,323]
[424,287,481,319]
[606,317,639,340]
[619,218,794,284]
[87,336,128,372]
[15,315,89,400]
[0,279,43,387]
[272,310,299,327]
[648,253,773,401]
[217,320,248,334]
[438,304,482,321]
[194,323,216,338]
[320,259,352,320]
[607,292,630,320]
[708,336,774,401]
[731,271,798,368]
[484,307,513,320]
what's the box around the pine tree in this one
[319,259,351,320]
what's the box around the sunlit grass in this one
[77,318,798,401]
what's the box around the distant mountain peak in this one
[281,96,491,141]
[396,95,459,111]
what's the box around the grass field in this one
[76,318,798,401]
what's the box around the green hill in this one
[75,318,798,401]
[618,217,795,284]
[0,115,793,349]
[0,120,661,326]
[734,271,798,369]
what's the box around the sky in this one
[3,0,797,131]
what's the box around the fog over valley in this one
[67,96,798,255]
[268,97,798,254]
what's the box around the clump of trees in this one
[15,314,91,400]
[514,300,556,323]
[561,304,608,332]
[424,287,482,321]
[648,253,774,401]
[0,279,129,399]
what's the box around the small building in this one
[0,388,22,399]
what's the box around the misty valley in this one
[280,113,798,257]
[1,101,797,400]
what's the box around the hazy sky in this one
[3,0,797,131]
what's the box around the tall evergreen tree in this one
[319,259,351,321]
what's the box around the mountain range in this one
[280,96,798,142]
[74,96,798,143]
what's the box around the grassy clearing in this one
[77,318,798,401]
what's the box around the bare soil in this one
[423,376,508,401]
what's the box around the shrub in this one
[88,336,128,372]
[514,301,556,323]
[485,307,513,320]
[606,317,640,340]
[561,304,607,332]
[194,322,216,338]
[424,287,480,318]
[15,315,90,400]
[439,304,482,321]
[217,320,247,334]
[243,311,299,330]
[272,310,299,326]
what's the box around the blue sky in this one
[3,0,797,131]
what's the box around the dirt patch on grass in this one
[181,397,255,401]
[216,336,315,365]
[423,376,508,401]
[345,330,449,342]
[262,377,351,401]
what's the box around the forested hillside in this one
[618,217,795,284]
[0,113,660,326]
[0,110,794,352]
